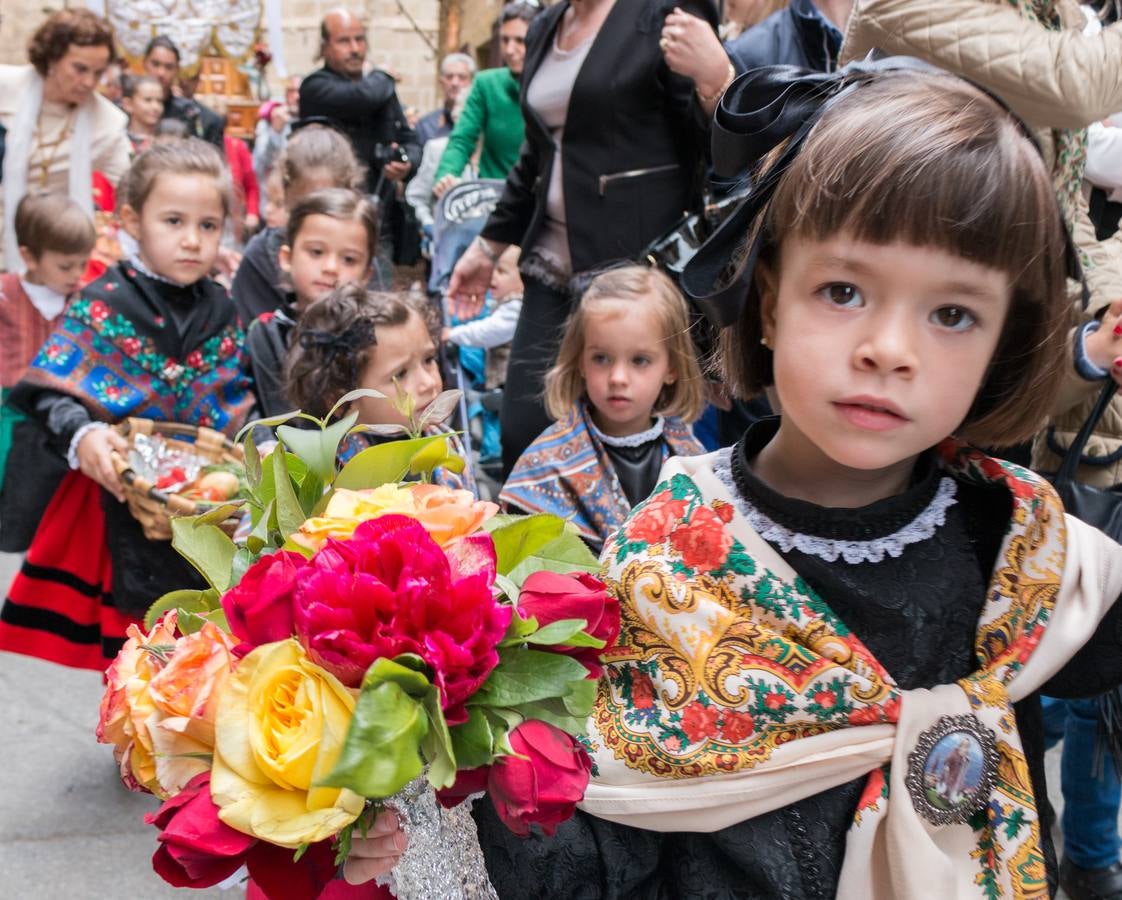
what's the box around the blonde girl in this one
[500,264,706,549]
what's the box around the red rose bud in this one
[245,839,345,900]
[517,571,620,678]
[488,720,591,837]
[145,773,256,888]
[220,550,306,651]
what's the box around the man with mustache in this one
[299,8,419,265]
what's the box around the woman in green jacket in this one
[433,2,540,188]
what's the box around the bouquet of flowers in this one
[96,391,618,900]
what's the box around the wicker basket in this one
[111,418,245,541]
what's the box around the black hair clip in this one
[680,57,1087,327]
[298,319,376,368]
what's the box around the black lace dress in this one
[473,420,1122,899]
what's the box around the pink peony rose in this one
[293,515,511,723]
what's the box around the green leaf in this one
[195,501,243,527]
[493,573,520,602]
[523,618,604,649]
[500,610,539,645]
[488,515,566,577]
[448,709,495,770]
[327,388,387,424]
[421,691,457,790]
[234,409,309,443]
[407,436,464,478]
[297,471,325,518]
[364,656,433,695]
[318,681,429,797]
[230,547,256,586]
[270,440,306,539]
[144,588,212,630]
[277,410,358,484]
[506,532,602,587]
[171,516,238,593]
[415,390,462,431]
[472,647,591,708]
[333,434,449,490]
[244,429,263,490]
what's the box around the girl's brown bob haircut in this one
[15,192,96,257]
[721,70,1072,447]
[545,265,706,423]
[286,284,437,419]
[285,187,379,272]
[121,139,234,219]
[279,125,365,196]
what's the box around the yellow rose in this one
[97,613,179,795]
[291,484,417,552]
[210,639,364,847]
[146,621,240,795]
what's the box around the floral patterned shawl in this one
[580,445,1122,899]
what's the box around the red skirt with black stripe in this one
[0,471,137,671]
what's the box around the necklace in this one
[31,106,77,187]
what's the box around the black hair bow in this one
[298,318,376,368]
[680,57,1085,327]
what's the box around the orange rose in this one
[409,483,498,546]
[146,621,240,795]
[97,613,179,794]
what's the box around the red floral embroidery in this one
[631,673,655,709]
[856,767,886,812]
[120,337,141,356]
[719,710,755,742]
[764,691,787,711]
[89,300,110,322]
[1016,624,1045,664]
[186,350,204,369]
[626,490,687,544]
[669,505,733,571]
[219,336,236,356]
[680,703,720,743]
[813,689,837,708]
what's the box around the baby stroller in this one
[429,179,507,492]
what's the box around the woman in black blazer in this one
[448,0,727,474]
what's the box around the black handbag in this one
[1046,381,1122,542]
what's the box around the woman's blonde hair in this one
[545,265,705,423]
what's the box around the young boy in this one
[121,74,165,155]
[0,192,95,500]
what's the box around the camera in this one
[374,142,409,167]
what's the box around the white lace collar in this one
[590,416,665,449]
[128,255,193,288]
[710,447,959,565]
[20,278,67,319]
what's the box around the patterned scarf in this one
[581,444,1122,899]
[1006,0,1089,226]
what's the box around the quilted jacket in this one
[842,0,1122,486]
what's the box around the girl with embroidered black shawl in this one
[0,140,253,670]
[342,64,1122,899]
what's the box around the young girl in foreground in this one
[246,187,378,417]
[286,284,476,494]
[501,265,705,549]
[346,69,1122,898]
[0,140,253,670]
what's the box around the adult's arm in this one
[405,140,442,228]
[841,0,1122,130]
[434,80,486,182]
[390,94,421,178]
[298,69,396,124]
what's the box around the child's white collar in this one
[589,416,665,448]
[19,278,67,320]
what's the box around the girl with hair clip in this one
[0,139,253,671]
[245,186,378,418]
[285,284,477,494]
[501,264,705,550]
[232,125,366,325]
[343,64,1122,899]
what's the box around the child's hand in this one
[433,174,460,199]
[342,811,407,885]
[1084,298,1122,384]
[76,427,128,502]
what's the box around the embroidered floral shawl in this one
[13,263,253,435]
[500,402,705,545]
[580,446,1122,899]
